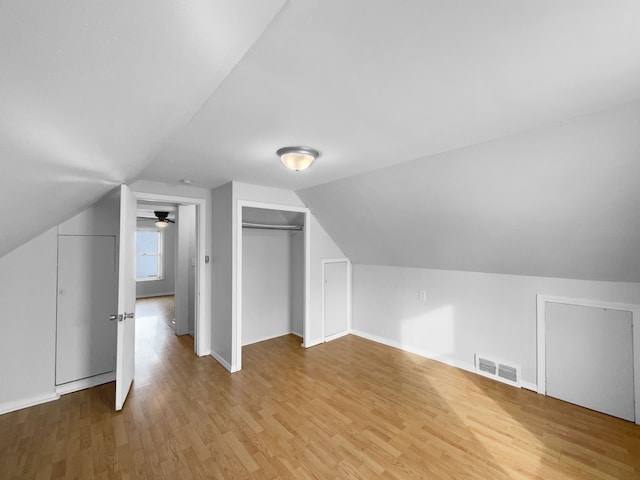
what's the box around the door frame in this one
[235,200,310,372]
[536,294,640,424]
[321,258,352,342]
[134,192,208,356]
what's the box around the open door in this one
[115,184,137,411]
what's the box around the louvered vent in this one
[498,364,518,383]
[478,358,496,375]
[475,354,521,388]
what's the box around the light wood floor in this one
[1,297,639,479]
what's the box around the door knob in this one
[109,314,122,321]
[124,312,135,319]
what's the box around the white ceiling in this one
[142,0,640,191]
[298,100,640,281]
[0,0,286,256]
[2,1,640,281]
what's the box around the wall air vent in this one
[475,354,521,388]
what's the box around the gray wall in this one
[0,228,58,411]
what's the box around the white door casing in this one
[134,192,207,356]
[115,185,137,411]
[236,200,311,372]
[537,295,640,424]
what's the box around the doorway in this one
[235,200,310,372]
[133,192,207,356]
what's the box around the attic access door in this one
[322,259,351,341]
[539,296,640,423]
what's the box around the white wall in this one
[242,228,301,345]
[211,182,233,367]
[1,190,121,413]
[206,181,346,371]
[0,228,58,412]
[233,182,345,349]
[352,264,640,388]
[175,204,196,335]
[135,218,176,298]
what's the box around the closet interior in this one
[241,206,305,346]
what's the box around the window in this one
[136,229,163,280]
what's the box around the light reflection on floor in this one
[134,295,177,389]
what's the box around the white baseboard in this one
[324,329,350,343]
[210,350,233,372]
[136,291,175,299]
[303,338,324,348]
[0,392,60,415]
[56,371,115,396]
[350,329,535,390]
[242,331,292,347]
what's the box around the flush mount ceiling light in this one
[277,146,319,171]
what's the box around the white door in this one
[323,261,349,340]
[115,185,137,411]
[546,302,634,421]
[56,235,117,385]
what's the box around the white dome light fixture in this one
[277,146,319,171]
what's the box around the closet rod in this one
[242,222,303,231]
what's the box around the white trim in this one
[236,200,311,371]
[351,329,474,372]
[211,350,233,373]
[350,329,530,391]
[136,291,175,299]
[0,392,60,415]
[303,338,324,348]
[133,192,207,357]
[323,329,350,343]
[536,294,640,424]
[321,258,352,342]
[242,332,295,347]
[56,371,115,395]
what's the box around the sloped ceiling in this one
[3,1,640,282]
[143,0,640,191]
[139,0,640,281]
[297,101,640,282]
[0,0,286,257]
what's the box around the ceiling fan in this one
[152,211,175,228]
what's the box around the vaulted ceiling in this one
[2,1,640,281]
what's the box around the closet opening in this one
[236,202,310,371]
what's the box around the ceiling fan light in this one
[155,219,169,228]
[277,146,319,171]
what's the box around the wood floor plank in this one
[1,295,640,478]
